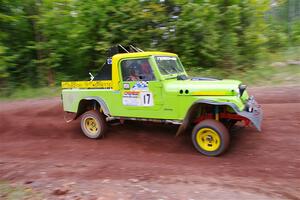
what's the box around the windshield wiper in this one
[170,65,180,73]
[159,66,170,74]
[164,74,178,80]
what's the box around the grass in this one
[187,64,300,86]
[0,87,61,101]
[0,181,42,200]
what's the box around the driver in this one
[127,68,139,81]
[141,61,154,81]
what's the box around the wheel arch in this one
[75,96,110,119]
[176,100,240,136]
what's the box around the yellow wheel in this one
[192,119,229,156]
[196,128,221,152]
[80,110,107,139]
[84,117,99,135]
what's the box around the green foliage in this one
[0,0,299,96]
[0,86,60,100]
[173,2,220,67]
[291,21,300,45]
[266,0,300,47]
[0,181,42,199]
[187,47,300,86]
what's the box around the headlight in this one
[245,96,255,112]
[246,103,254,112]
[235,88,240,97]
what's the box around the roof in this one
[112,51,178,60]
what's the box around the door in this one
[119,57,164,118]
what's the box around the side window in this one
[121,58,155,81]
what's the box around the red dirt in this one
[0,86,299,199]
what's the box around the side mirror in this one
[177,74,188,80]
[89,72,94,81]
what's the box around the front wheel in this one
[80,110,107,139]
[192,119,229,156]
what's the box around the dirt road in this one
[0,86,299,199]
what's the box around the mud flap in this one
[176,122,188,136]
[236,98,263,131]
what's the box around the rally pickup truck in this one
[61,45,262,156]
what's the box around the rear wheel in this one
[192,119,229,156]
[80,110,107,139]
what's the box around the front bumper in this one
[238,96,263,131]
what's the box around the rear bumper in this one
[237,96,263,131]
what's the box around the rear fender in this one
[75,96,110,119]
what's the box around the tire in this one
[192,119,230,156]
[80,110,107,139]
[223,119,238,130]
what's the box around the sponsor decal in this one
[123,83,130,90]
[122,81,153,106]
[156,56,176,61]
[132,81,149,91]
[122,90,153,106]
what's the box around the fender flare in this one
[75,96,111,119]
[176,100,262,136]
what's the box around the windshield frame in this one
[154,55,186,79]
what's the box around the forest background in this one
[0,0,299,99]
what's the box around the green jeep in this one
[61,45,262,156]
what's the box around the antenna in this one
[129,45,138,52]
[137,47,144,52]
[118,44,129,53]
[130,45,144,52]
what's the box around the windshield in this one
[155,56,184,75]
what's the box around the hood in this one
[163,78,242,96]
